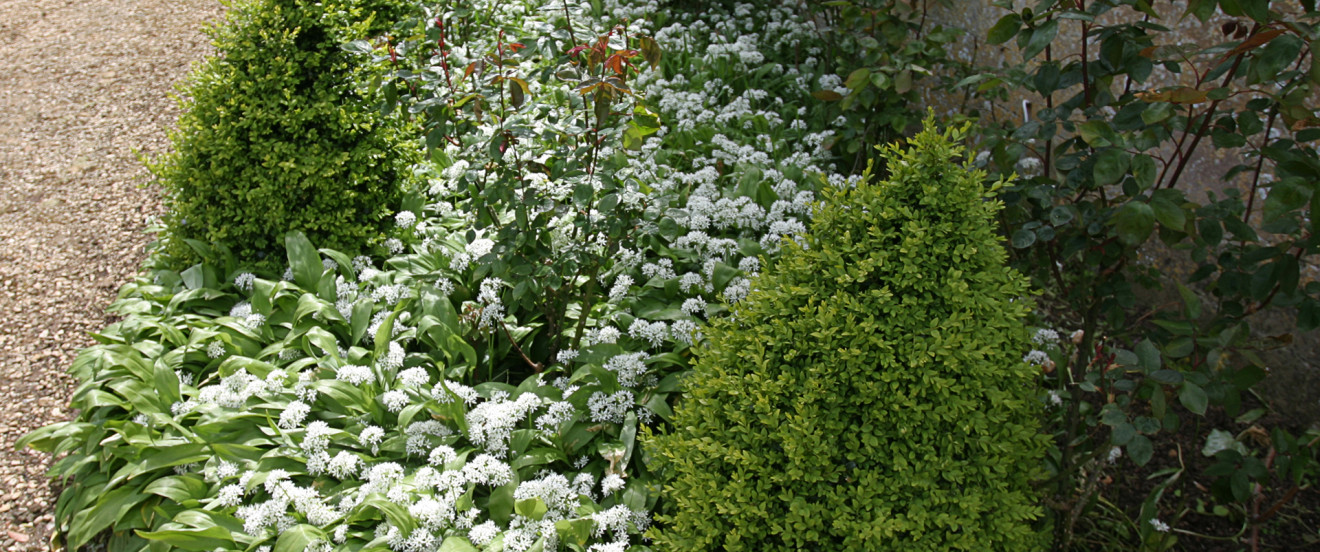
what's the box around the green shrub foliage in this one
[648,121,1048,550]
[153,0,417,270]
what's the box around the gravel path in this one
[0,0,221,548]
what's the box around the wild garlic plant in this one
[24,1,862,551]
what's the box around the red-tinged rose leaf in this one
[812,90,843,101]
[1221,28,1286,60]
[638,36,661,70]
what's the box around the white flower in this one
[1048,390,1063,407]
[336,364,373,385]
[469,521,499,546]
[604,352,650,387]
[428,445,457,466]
[377,341,405,372]
[398,367,430,387]
[671,319,702,345]
[329,451,360,479]
[385,238,404,254]
[591,505,636,541]
[467,393,542,456]
[206,341,226,359]
[395,211,417,228]
[234,272,255,292]
[1149,518,1170,533]
[556,349,578,364]
[628,319,667,349]
[588,390,633,424]
[1023,350,1050,366]
[722,277,752,304]
[536,401,575,432]
[1107,446,1123,464]
[601,473,626,495]
[279,400,311,430]
[382,390,409,412]
[585,326,620,345]
[359,425,385,453]
[214,484,244,508]
[609,274,633,302]
[1032,329,1060,345]
[681,297,707,316]
[462,454,513,486]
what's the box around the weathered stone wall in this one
[922,0,1320,427]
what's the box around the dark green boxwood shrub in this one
[647,120,1049,550]
[152,0,418,271]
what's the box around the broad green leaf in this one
[1131,154,1157,189]
[285,231,323,291]
[1135,339,1161,372]
[439,536,479,552]
[1128,434,1154,466]
[1112,422,1137,445]
[1180,381,1209,415]
[1010,228,1036,248]
[1021,20,1059,61]
[845,67,872,91]
[1114,201,1156,246]
[1150,197,1187,231]
[488,483,517,524]
[555,518,594,547]
[1078,121,1120,147]
[274,525,325,552]
[515,497,549,520]
[1175,281,1202,319]
[143,475,208,504]
[1093,149,1130,186]
[137,526,235,551]
[987,14,1022,44]
[68,486,149,550]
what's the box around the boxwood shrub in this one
[151,0,418,271]
[647,120,1049,550]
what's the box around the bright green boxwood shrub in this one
[152,0,418,271]
[647,120,1049,550]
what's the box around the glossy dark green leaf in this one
[1093,149,1131,186]
[1135,339,1161,371]
[1128,434,1154,466]
[285,231,322,291]
[1011,228,1037,248]
[1021,20,1058,61]
[1180,381,1209,415]
[1114,201,1156,246]
[1131,154,1157,190]
[988,14,1022,44]
[1150,196,1187,231]
[1175,281,1202,319]
[1112,422,1137,445]
[1049,206,1074,226]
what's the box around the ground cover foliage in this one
[649,122,1048,550]
[21,0,862,550]
[22,0,1320,551]
[150,0,420,272]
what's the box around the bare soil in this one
[0,0,221,549]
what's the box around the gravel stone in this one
[0,0,222,549]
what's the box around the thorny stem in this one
[1243,106,1280,223]
[1160,48,1249,189]
[1054,296,1103,551]
[500,320,543,372]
